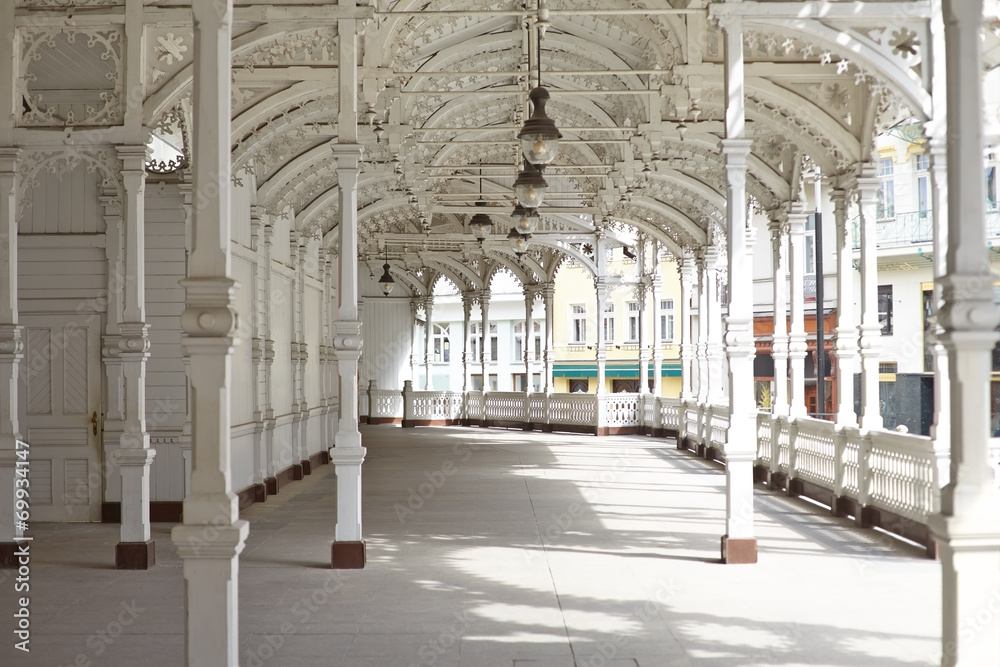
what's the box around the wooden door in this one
[18,314,103,521]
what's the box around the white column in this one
[678,250,695,401]
[101,193,125,466]
[928,2,1000,665]
[929,138,950,477]
[480,292,490,394]
[113,145,156,569]
[768,212,789,418]
[637,239,651,395]
[703,245,725,404]
[523,287,533,394]
[170,3,249,666]
[294,233,309,473]
[695,251,710,404]
[329,2,366,569]
[595,279,608,394]
[719,14,756,563]
[542,283,554,393]
[831,189,857,427]
[461,292,473,394]
[249,207,269,500]
[651,273,663,396]
[856,170,883,430]
[261,222,276,491]
[423,296,433,390]
[409,298,419,383]
[331,143,366,566]
[787,203,808,418]
[0,148,24,566]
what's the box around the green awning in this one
[552,361,681,378]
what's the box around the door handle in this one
[91,411,98,436]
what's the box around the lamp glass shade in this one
[512,166,547,209]
[508,228,531,255]
[518,87,562,166]
[511,205,539,235]
[468,212,493,242]
[378,262,395,296]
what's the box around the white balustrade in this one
[756,411,771,465]
[369,390,403,421]
[865,429,937,524]
[548,394,598,427]
[789,416,837,489]
[600,393,640,428]
[661,398,680,431]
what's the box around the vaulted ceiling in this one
[15,0,1000,293]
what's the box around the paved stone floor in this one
[2,425,939,666]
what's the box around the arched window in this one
[433,323,450,363]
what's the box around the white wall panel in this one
[22,164,103,235]
[271,417,296,474]
[304,285,321,405]
[270,272,294,414]
[144,183,187,432]
[231,255,255,426]
[230,426,256,493]
[360,297,412,391]
[18,237,106,305]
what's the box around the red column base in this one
[721,536,757,564]
[331,540,366,569]
[116,540,155,569]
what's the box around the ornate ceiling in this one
[12,0,1000,294]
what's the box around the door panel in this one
[18,314,103,521]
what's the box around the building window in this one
[878,285,893,335]
[470,322,480,361]
[471,374,498,391]
[569,379,589,393]
[878,157,895,219]
[433,323,450,363]
[627,301,640,342]
[571,304,587,343]
[533,321,542,360]
[514,322,527,362]
[603,302,615,343]
[469,322,497,361]
[988,165,997,208]
[660,299,675,342]
[923,287,934,372]
[916,153,930,216]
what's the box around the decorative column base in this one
[331,540,366,569]
[116,540,155,570]
[721,536,757,564]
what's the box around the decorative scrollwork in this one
[19,28,124,127]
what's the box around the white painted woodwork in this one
[269,272,294,415]
[231,254,254,426]
[21,166,104,235]
[17,313,103,521]
[360,297,413,391]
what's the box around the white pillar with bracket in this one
[787,202,808,418]
[169,3,250,665]
[678,249,695,401]
[113,144,156,570]
[0,148,24,567]
[928,2,1000,664]
[856,169,883,430]
[831,189,857,427]
[719,13,757,564]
